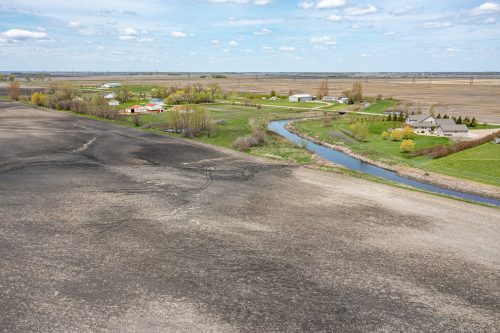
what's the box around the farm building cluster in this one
[288,93,349,103]
[405,114,469,137]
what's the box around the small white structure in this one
[289,94,313,102]
[146,104,163,112]
[337,97,349,104]
[270,96,278,101]
[149,98,165,106]
[406,114,436,126]
[322,96,337,102]
[103,92,117,99]
[126,105,147,113]
[108,100,119,106]
[101,82,122,88]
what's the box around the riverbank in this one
[285,121,500,201]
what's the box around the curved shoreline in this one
[283,120,500,201]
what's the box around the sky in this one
[0,0,499,72]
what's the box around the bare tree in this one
[8,82,20,101]
[317,80,329,99]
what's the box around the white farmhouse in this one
[289,94,313,102]
[108,100,119,106]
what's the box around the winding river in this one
[268,120,500,207]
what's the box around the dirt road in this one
[1,103,499,332]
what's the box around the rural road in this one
[1,103,499,332]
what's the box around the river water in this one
[268,120,500,207]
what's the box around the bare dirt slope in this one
[1,103,499,332]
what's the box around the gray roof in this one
[412,122,434,128]
[435,119,456,126]
[438,123,469,132]
[407,114,433,122]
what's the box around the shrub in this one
[233,136,258,151]
[400,139,415,152]
[390,129,402,141]
[349,121,369,142]
[8,82,20,100]
[402,126,413,139]
[251,128,266,144]
[381,131,389,140]
[31,92,46,106]
[132,115,140,127]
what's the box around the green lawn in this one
[362,99,396,114]
[421,143,500,186]
[229,98,329,109]
[292,116,449,167]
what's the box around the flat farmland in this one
[23,73,500,123]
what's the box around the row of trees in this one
[166,105,213,137]
[151,83,221,104]
[29,84,122,120]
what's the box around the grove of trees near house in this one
[343,82,363,104]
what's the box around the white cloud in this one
[69,21,81,28]
[298,1,314,9]
[0,29,49,42]
[343,5,377,16]
[484,16,497,24]
[229,40,239,46]
[310,36,336,45]
[298,0,345,9]
[119,35,136,41]
[170,31,188,38]
[261,45,273,52]
[211,39,221,47]
[470,2,500,16]
[279,46,295,51]
[124,27,138,36]
[390,5,415,15]
[327,14,342,22]
[253,28,272,35]
[220,17,281,26]
[316,0,346,9]
[208,0,271,4]
[446,48,457,52]
[419,22,452,29]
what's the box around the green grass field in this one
[421,143,500,186]
[363,99,396,114]
[292,117,450,166]
[232,98,329,109]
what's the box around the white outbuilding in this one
[289,94,313,102]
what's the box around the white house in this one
[101,82,122,88]
[108,100,119,106]
[289,94,313,102]
[435,119,469,137]
[146,104,163,112]
[103,92,117,99]
[322,96,337,102]
[337,97,349,104]
[270,96,278,101]
[126,105,147,113]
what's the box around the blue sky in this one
[0,0,499,71]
